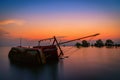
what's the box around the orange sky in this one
[1,13,119,41]
[0,0,120,46]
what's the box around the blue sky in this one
[0,0,120,46]
[0,0,120,20]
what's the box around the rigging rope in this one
[65,48,80,57]
[61,46,75,53]
[60,35,98,59]
[60,46,80,59]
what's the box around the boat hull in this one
[8,45,59,65]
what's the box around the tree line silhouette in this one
[75,39,120,48]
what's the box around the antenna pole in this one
[38,41,40,46]
[20,38,22,47]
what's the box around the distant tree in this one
[105,39,114,46]
[114,43,120,47]
[75,42,81,48]
[81,40,90,47]
[116,44,120,47]
[94,39,104,47]
[91,44,94,47]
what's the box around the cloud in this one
[0,19,24,25]
[0,29,9,36]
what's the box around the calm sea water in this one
[0,46,120,80]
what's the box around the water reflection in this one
[0,47,120,80]
[60,47,120,80]
[9,61,60,80]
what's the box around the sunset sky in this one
[0,0,120,46]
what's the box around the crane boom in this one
[59,33,100,45]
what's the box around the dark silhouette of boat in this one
[8,33,100,65]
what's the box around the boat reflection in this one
[9,60,61,80]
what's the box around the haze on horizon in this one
[0,0,120,46]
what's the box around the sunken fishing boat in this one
[8,33,100,65]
